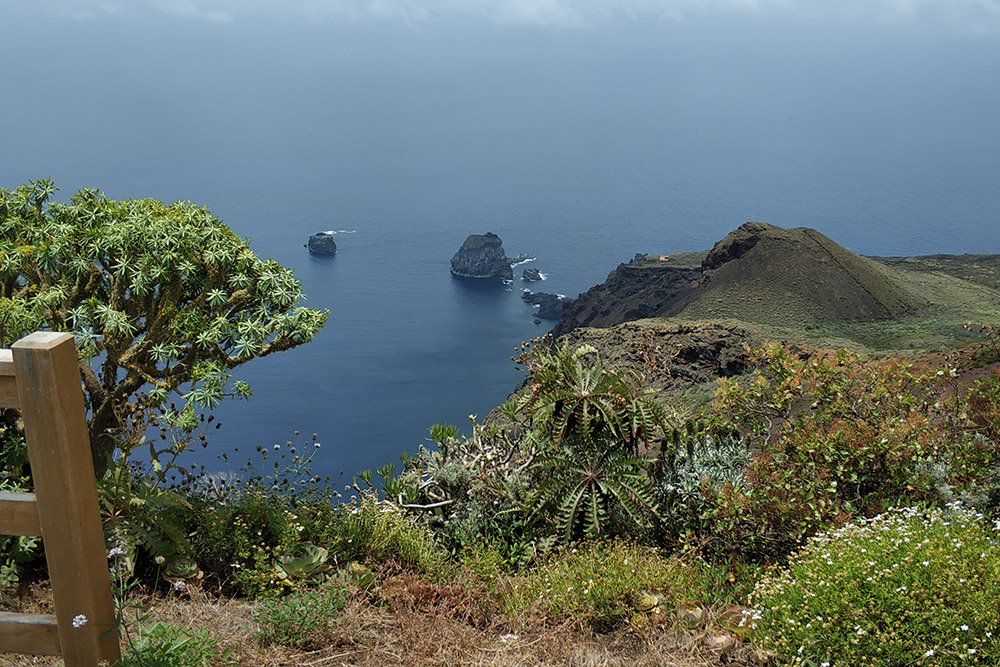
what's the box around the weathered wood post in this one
[0,332,121,665]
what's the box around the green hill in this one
[554,221,1000,353]
[669,221,928,327]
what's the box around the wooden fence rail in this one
[0,332,121,665]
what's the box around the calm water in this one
[2,17,999,479]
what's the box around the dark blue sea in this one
[2,15,999,480]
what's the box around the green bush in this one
[652,427,751,542]
[183,434,343,597]
[750,505,1000,666]
[702,346,999,559]
[254,585,348,648]
[333,490,443,573]
[119,621,229,667]
[502,540,717,630]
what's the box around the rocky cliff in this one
[551,253,703,338]
[450,233,514,280]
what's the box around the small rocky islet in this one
[306,232,337,255]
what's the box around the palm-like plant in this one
[515,342,668,453]
[511,341,672,542]
[530,445,658,542]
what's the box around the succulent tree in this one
[0,180,327,472]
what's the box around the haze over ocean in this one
[2,1,999,479]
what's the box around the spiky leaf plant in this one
[515,342,669,453]
[530,445,659,543]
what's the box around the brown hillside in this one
[667,222,928,326]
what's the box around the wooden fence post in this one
[0,332,121,665]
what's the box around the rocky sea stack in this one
[522,268,542,282]
[450,233,513,280]
[307,232,337,255]
[522,291,565,319]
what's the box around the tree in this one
[0,180,327,473]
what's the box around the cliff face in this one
[551,256,702,338]
[450,233,514,280]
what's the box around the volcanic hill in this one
[554,221,1000,353]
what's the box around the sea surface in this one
[2,17,999,481]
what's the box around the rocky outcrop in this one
[522,291,565,320]
[561,320,755,392]
[522,268,542,282]
[450,233,513,280]
[552,258,702,338]
[307,232,337,255]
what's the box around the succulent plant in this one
[274,543,334,588]
[161,558,203,585]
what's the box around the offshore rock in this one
[450,232,513,280]
[522,268,543,282]
[307,232,337,255]
[522,291,565,320]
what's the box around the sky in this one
[4,0,1000,32]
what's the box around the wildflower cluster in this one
[750,504,1000,665]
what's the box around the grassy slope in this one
[635,227,1000,355]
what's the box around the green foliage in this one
[186,484,302,597]
[513,342,667,544]
[273,543,334,588]
[333,490,444,573]
[530,446,658,542]
[396,419,544,566]
[513,340,669,453]
[502,540,715,631]
[751,505,1000,666]
[652,426,751,542]
[0,180,327,471]
[119,621,230,667]
[701,345,1000,558]
[253,585,348,648]
[183,433,340,597]
[0,480,41,587]
[98,458,194,575]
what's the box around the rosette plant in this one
[513,341,669,542]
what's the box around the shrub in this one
[704,345,999,559]
[502,540,717,631]
[652,426,751,542]
[183,433,343,596]
[750,505,1000,666]
[119,621,229,667]
[332,491,444,573]
[254,585,348,648]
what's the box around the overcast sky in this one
[3,0,999,32]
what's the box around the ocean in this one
[2,15,998,481]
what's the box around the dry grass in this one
[0,587,764,667]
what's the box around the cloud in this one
[10,0,1000,31]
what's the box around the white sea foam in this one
[323,229,357,235]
